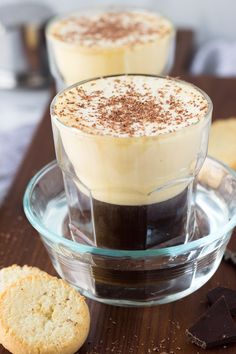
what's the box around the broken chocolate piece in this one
[186,296,236,349]
[207,287,236,315]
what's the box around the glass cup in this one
[50,74,212,250]
[46,8,176,91]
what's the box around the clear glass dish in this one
[23,156,236,307]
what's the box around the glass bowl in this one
[23,156,236,307]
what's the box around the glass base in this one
[42,174,230,306]
[70,263,221,307]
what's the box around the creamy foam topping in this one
[49,10,173,48]
[54,75,209,138]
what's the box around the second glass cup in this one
[46,8,176,90]
[51,74,212,250]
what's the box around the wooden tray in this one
[1,32,236,354]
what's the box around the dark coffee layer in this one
[93,189,188,249]
[60,209,212,301]
[70,187,189,250]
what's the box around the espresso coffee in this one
[69,187,189,250]
[52,75,211,250]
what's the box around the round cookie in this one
[0,264,47,292]
[208,118,236,169]
[0,275,90,354]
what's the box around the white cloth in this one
[0,89,49,203]
[191,39,236,76]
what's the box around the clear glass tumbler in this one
[46,8,176,90]
[51,74,212,250]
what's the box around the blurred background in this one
[2,0,236,48]
[1,0,236,203]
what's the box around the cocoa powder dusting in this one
[51,11,172,47]
[54,76,209,137]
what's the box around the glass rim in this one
[23,156,236,258]
[50,73,213,140]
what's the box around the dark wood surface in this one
[1,32,236,354]
[172,29,194,75]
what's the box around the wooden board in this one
[1,33,236,354]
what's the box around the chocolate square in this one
[207,287,236,315]
[186,296,236,349]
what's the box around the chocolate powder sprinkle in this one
[53,76,209,137]
[50,11,173,47]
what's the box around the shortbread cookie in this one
[208,118,236,169]
[0,264,46,292]
[0,275,90,354]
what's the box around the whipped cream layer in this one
[48,11,173,48]
[54,75,209,137]
[52,75,212,205]
[46,10,175,86]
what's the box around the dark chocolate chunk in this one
[186,296,236,349]
[207,287,236,315]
